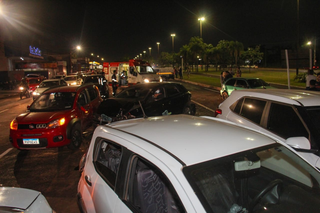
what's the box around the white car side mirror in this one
[286,137,310,150]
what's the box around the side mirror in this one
[285,137,316,153]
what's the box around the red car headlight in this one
[10,119,18,130]
[47,118,66,129]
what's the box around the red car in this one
[10,84,102,150]
[26,77,42,93]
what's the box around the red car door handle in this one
[85,175,92,186]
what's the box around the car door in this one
[224,78,236,95]
[144,87,168,116]
[164,84,186,114]
[234,79,248,91]
[227,97,266,131]
[76,90,91,130]
[80,139,131,213]
[85,86,102,115]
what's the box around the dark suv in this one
[82,74,109,99]
[10,84,102,150]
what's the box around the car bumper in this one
[10,127,70,149]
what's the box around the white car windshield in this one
[183,144,320,213]
[30,92,76,111]
[136,66,155,74]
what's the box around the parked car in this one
[10,84,102,150]
[82,74,109,99]
[64,75,82,86]
[53,74,66,79]
[0,187,54,212]
[32,78,67,100]
[96,82,195,122]
[220,77,275,100]
[77,114,320,213]
[216,89,320,169]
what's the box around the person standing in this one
[236,66,242,77]
[112,70,118,97]
[315,72,320,90]
[178,66,183,79]
[174,67,178,79]
[306,69,316,90]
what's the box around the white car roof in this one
[42,79,61,82]
[229,89,320,106]
[106,115,277,166]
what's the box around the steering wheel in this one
[249,179,283,212]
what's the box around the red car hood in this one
[16,110,72,124]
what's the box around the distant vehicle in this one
[220,77,275,100]
[0,187,54,212]
[103,59,162,86]
[96,82,195,122]
[77,115,320,213]
[53,74,66,79]
[216,89,320,169]
[64,75,82,86]
[32,79,67,100]
[10,84,102,150]
[82,74,109,99]
[26,77,42,93]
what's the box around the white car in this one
[64,75,82,86]
[0,187,54,212]
[77,114,320,213]
[216,89,320,169]
[32,79,67,100]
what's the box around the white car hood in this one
[34,87,49,94]
[0,187,51,211]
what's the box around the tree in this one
[241,45,264,72]
[188,37,205,72]
[159,52,173,67]
[179,44,191,71]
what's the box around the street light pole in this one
[157,42,160,56]
[149,47,152,56]
[198,17,205,38]
[171,34,175,53]
[143,51,146,59]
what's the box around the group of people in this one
[306,69,320,91]
[220,67,242,86]
[174,67,183,79]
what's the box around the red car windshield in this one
[30,92,76,111]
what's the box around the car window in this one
[30,92,76,111]
[39,81,59,88]
[165,84,180,97]
[233,98,244,114]
[240,98,266,124]
[77,91,88,106]
[128,158,185,212]
[94,140,122,189]
[146,87,164,102]
[86,86,98,101]
[235,80,247,88]
[267,103,309,139]
[60,80,67,85]
[225,79,236,86]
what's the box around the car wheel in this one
[183,104,195,115]
[222,91,229,100]
[67,123,82,150]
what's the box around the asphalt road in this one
[0,81,222,213]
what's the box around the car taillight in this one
[215,109,222,117]
[10,119,18,130]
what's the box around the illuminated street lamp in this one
[149,47,152,56]
[171,34,176,53]
[157,42,160,56]
[198,17,205,38]
[76,45,81,50]
[143,50,146,58]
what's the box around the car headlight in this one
[33,91,40,96]
[159,77,163,82]
[71,82,77,85]
[19,86,24,91]
[47,118,66,129]
[144,79,150,83]
[10,119,18,130]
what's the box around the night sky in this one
[2,0,320,61]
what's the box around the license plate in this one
[23,138,40,145]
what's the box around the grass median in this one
[182,68,306,88]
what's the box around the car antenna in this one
[138,101,147,118]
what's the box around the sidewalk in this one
[0,87,20,99]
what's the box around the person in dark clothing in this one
[178,66,183,79]
[112,70,118,97]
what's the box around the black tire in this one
[183,104,194,115]
[222,91,229,100]
[67,123,82,150]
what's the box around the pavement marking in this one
[0,109,9,114]
[204,88,220,93]
[192,100,216,113]
[0,148,13,159]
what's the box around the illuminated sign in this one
[29,46,43,59]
